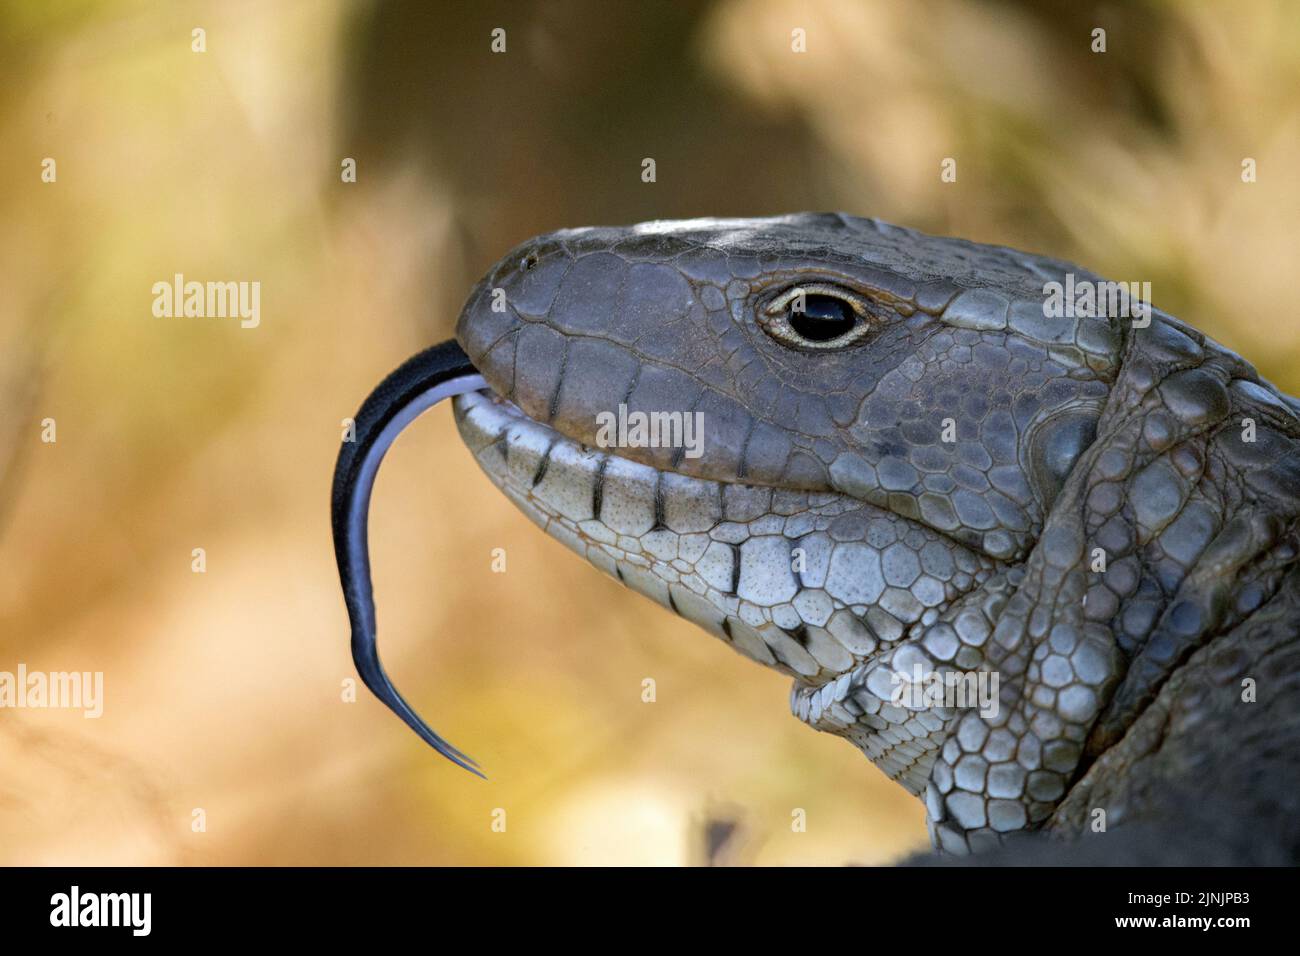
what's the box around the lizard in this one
[333,213,1300,861]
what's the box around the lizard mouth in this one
[335,338,1013,789]
[452,388,1005,687]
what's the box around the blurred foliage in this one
[0,0,1296,864]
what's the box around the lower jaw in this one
[453,389,1010,787]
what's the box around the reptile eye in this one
[791,294,854,341]
[760,284,876,350]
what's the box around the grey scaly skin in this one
[343,213,1300,861]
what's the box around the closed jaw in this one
[454,388,1007,791]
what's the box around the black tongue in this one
[331,339,478,556]
[331,339,489,775]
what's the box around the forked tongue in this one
[330,339,487,775]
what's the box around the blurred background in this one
[0,0,1297,865]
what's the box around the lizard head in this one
[452,213,1125,805]
[338,210,1298,857]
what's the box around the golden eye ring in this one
[760,283,877,350]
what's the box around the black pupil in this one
[790,294,855,342]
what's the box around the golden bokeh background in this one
[1,0,1297,865]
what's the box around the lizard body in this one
[337,213,1300,860]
